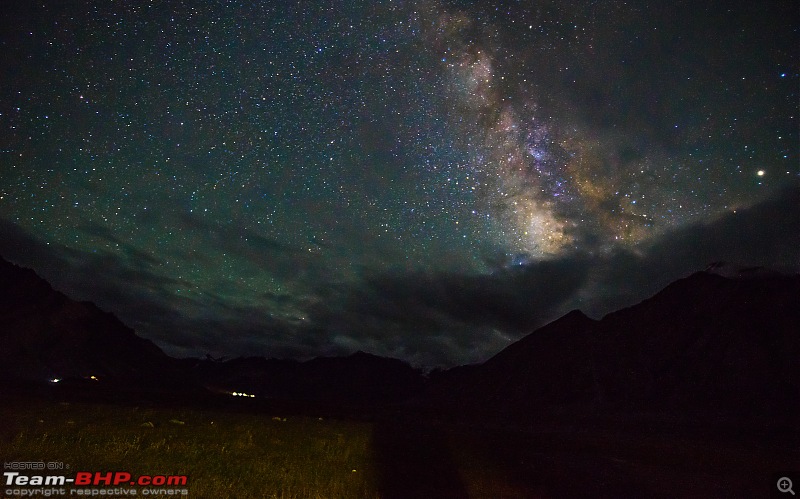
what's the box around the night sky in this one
[1,0,797,366]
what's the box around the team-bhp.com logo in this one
[5,471,189,496]
[5,472,187,487]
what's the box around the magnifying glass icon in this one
[778,477,795,495]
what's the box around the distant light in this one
[89,375,98,381]
[49,378,61,384]
[757,170,765,177]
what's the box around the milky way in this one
[1,0,797,366]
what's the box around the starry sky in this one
[1,0,798,367]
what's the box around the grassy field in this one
[0,400,379,499]
[1,399,795,498]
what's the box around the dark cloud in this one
[0,219,71,276]
[295,253,593,365]
[358,255,590,331]
[1,184,797,367]
[580,184,800,317]
[0,216,339,360]
[0,214,592,365]
[77,221,161,267]
[644,185,800,272]
[1,217,182,311]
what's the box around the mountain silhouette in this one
[425,269,800,422]
[180,350,424,405]
[0,254,423,404]
[1,254,797,423]
[0,256,190,393]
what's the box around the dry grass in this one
[3,399,791,498]
[0,400,379,499]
